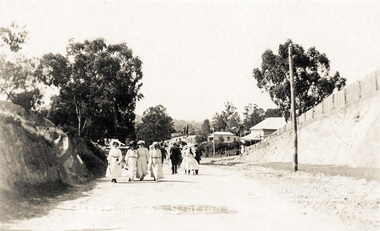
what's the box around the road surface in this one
[2,161,352,231]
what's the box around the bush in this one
[197,141,239,157]
[85,140,107,162]
[0,114,22,127]
[11,89,42,112]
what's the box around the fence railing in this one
[245,69,380,152]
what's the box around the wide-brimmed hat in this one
[137,140,145,145]
[152,141,160,148]
[129,141,136,146]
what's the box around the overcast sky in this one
[1,0,379,121]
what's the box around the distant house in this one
[168,134,197,146]
[208,132,239,143]
[241,117,286,145]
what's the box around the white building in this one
[168,135,197,145]
[208,131,239,143]
[241,117,286,145]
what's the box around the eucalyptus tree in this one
[35,38,143,141]
[242,103,265,130]
[253,39,346,120]
[212,101,240,132]
[0,23,42,111]
[135,105,175,146]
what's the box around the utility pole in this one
[212,128,215,158]
[289,43,298,172]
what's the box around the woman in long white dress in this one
[107,141,122,183]
[125,141,138,181]
[181,144,199,175]
[136,140,149,181]
[148,142,164,181]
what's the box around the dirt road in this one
[1,162,354,231]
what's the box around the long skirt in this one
[136,157,148,179]
[181,155,199,171]
[126,158,137,180]
[150,159,164,180]
[107,158,122,179]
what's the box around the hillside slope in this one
[241,91,380,168]
[0,101,107,191]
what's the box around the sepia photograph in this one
[0,0,379,230]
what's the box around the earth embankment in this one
[0,101,107,191]
[241,91,380,168]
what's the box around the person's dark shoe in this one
[195,170,199,175]
[114,180,117,183]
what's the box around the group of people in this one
[169,142,201,175]
[106,140,202,183]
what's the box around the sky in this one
[1,0,380,121]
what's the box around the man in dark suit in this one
[160,142,167,165]
[194,144,202,164]
[169,143,181,174]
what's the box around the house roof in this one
[208,131,235,137]
[241,131,263,141]
[250,117,286,130]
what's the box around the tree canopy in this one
[196,119,212,143]
[253,39,346,120]
[0,55,36,100]
[135,105,175,146]
[211,101,240,132]
[242,103,265,130]
[35,38,143,141]
[0,23,43,111]
[0,22,28,52]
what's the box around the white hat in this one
[152,141,159,148]
[109,139,122,146]
[137,140,145,145]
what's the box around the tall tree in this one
[135,105,175,146]
[212,101,240,132]
[211,112,227,132]
[242,103,265,130]
[35,38,143,141]
[0,55,36,100]
[253,39,346,120]
[223,101,241,130]
[0,23,42,111]
[265,108,282,118]
[196,119,212,143]
[0,22,28,52]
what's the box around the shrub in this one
[0,114,22,127]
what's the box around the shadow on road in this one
[157,204,238,215]
[111,179,196,184]
[0,178,100,223]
